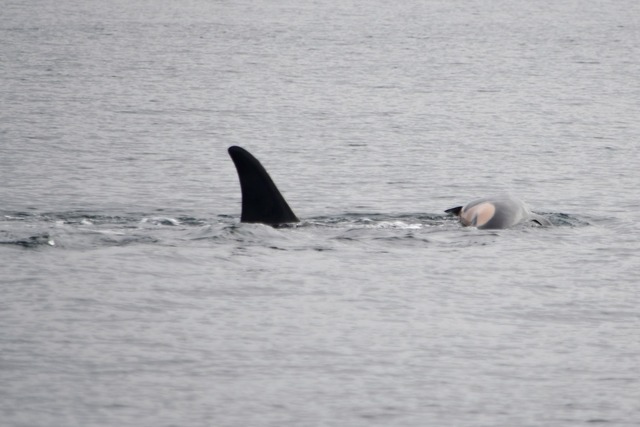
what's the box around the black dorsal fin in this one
[228,146,299,225]
[445,206,463,216]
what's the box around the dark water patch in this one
[177,216,209,226]
[0,210,220,250]
[1,212,33,221]
[544,212,592,227]
[189,224,234,241]
[97,234,159,247]
[437,231,502,248]
[371,233,433,246]
[37,211,141,226]
[2,210,215,229]
[197,223,296,248]
[0,233,54,248]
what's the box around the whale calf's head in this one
[460,201,496,227]
[446,196,533,229]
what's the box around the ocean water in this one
[1,1,639,426]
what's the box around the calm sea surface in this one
[2,1,639,426]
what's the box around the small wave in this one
[140,217,180,226]
[3,213,31,221]
[303,213,446,229]
[96,234,159,247]
[542,212,591,227]
[0,233,55,248]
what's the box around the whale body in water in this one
[444,196,551,229]
[227,146,550,229]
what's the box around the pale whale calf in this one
[228,146,551,229]
[445,196,551,229]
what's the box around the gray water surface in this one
[2,1,639,426]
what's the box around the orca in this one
[445,195,551,229]
[228,146,299,225]
[228,146,551,229]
